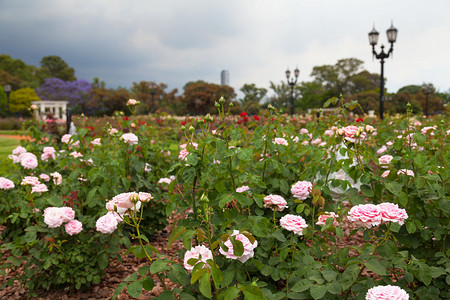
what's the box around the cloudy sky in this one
[1,0,449,98]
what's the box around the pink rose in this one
[381,170,390,179]
[120,133,138,145]
[348,204,382,229]
[378,155,393,166]
[21,176,40,186]
[342,125,359,143]
[60,207,75,222]
[8,154,20,163]
[421,126,436,135]
[273,138,288,146]
[127,98,137,106]
[19,152,38,169]
[324,129,334,137]
[397,169,414,177]
[12,146,27,155]
[70,151,83,158]
[50,172,62,185]
[158,177,174,185]
[31,183,48,194]
[61,134,72,144]
[138,192,153,202]
[91,138,101,146]
[39,174,51,182]
[300,128,309,134]
[365,285,409,300]
[291,181,313,200]
[377,145,387,155]
[263,194,288,211]
[41,152,56,161]
[106,192,141,214]
[43,207,65,228]
[178,149,189,160]
[96,213,118,234]
[378,203,408,226]
[236,186,250,193]
[183,245,213,272]
[219,230,258,263]
[280,214,308,235]
[0,177,15,190]
[65,220,83,236]
[144,163,152,172]
[316,212,339,226]
[109,128,118,135]
[43,146,56,154]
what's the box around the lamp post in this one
[3,84,11,115]
[421,83,434,118]
[285,67,299,115]
[149,82,157,113]
[368,22,398,120]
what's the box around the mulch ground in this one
[0,135,31,141]
[1,206,374,299]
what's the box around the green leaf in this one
[112,282,127,300]
[360,185,373,197]
[385,181,402,196]
[341,264,360,291]
[413,132,426,146]
[237,148,253,161]
[417,262,433,286]
[365,259,387,276]
[138,265,151,277]
[231,237,244,257]
[272,230,287,242]
[199,271,212,299]
[142,276,155,291]
[150,260,169,274]
[377,240,397,259]
[325,281,341,294]
[310,285,327,299]
[406,222,416,234]
[127,280,142,299]
[186,154,199,166]
[321,269,337,282]
[220,286,240,300]
[24,231,36,243]
[124,273,138,282]
[211,267,223,289]
[168,226,186,250]
[291,279,313,292]
[191,268,207,284]
[98,253,109,270]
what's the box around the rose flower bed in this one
[0,97,449,299]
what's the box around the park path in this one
[0,135,30,141]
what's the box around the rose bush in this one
[0,96,448,299]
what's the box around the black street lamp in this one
[368,22,398,120]
[285,67,299,115]
[149,82,157,113]
[3,84,11,115]
[421,83,434,118]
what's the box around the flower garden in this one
[0,97,449,300]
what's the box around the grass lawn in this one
[0,136,20,158]
[0,129,26,136]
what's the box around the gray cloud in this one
[0,0,449,95]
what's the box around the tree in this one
[182,81,236,115]
[9,88,41,116]
[0,54,39,88]
[36,78,91,114]
[38,55,76,83]
[297,81,325,110]
[310,58,380,96]
[239,83,267,114]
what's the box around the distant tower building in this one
[220,70,230,86]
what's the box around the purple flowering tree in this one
[36,78,91,114]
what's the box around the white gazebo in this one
[31,100,69,121]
